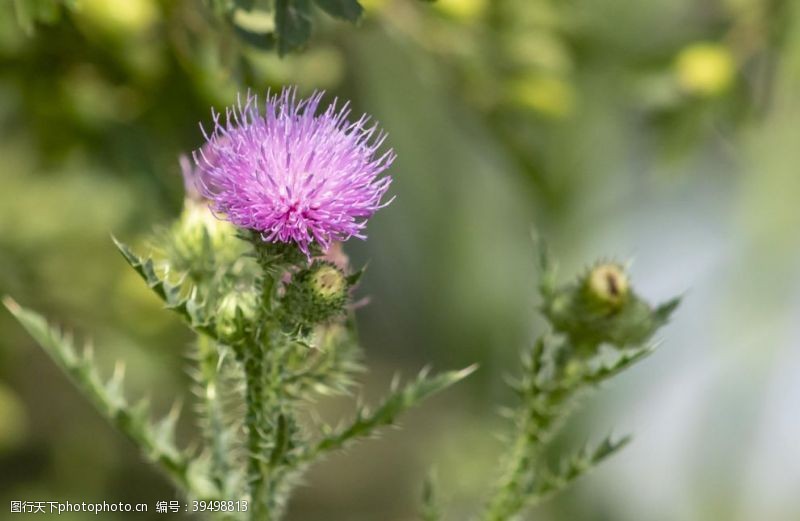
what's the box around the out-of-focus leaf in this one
[233,23,277,51]
[276,0,312,56]
[13,0,64,34]
[234,0,257,10]
[313,0,363,22]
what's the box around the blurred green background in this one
[1,0,799,520]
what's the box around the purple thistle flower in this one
[191,87,395,257]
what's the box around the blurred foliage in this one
[13,0,367,55]
[364,0,793,217]
[1,0,799,520]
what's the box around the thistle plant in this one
[417,248,680,521]
[4,88,472,520]
[482,253,678,520]
[4,88,680,520]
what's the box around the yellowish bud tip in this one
[310,265,347,300]
[587,263,629,307]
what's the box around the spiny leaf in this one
[112,236,218,338]
[528,434,632,501]
[104,361,127,408]
[580,344,655,386]
[153,401,183,450]
[306,365,477,460]
[345,264,367,287]
[3,298,194,493]
[654,296,681,324]
[591,433,632,461]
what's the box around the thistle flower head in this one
[192,87,395,257]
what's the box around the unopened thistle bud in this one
[309,264,347,300]
[541,260,678,352]
[281,262,350,332]
[162,167,241,281]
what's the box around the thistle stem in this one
[482,415,539,521]
[243,338,267,520]
[481,339,567,521]
[243,239,295,521]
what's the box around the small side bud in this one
[541,259,678,352]
[309,264,347,300]
[281,262,350,333]
[162,198,241,280]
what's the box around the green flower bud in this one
[281,262,350,332]
[179,199,233,247]
[162,199,242,281]
[541,261,678,353]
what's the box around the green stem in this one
[261,339,294,519]
[481,339,567,521]
[243,238,298,521]
[243,338,268,520]
[244,322,296,521]
[482,414,539,521]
